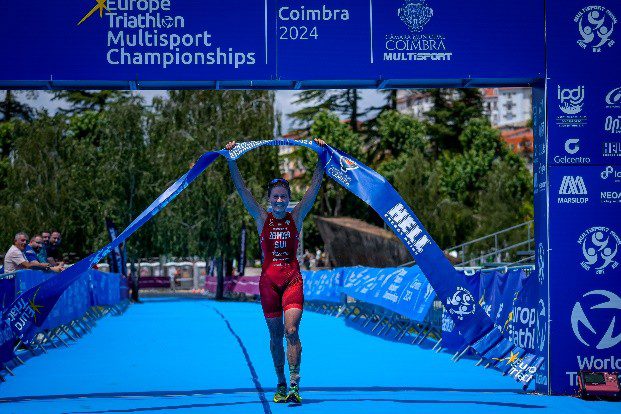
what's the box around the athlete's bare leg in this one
[284,308,303,385]
[265,316,286,385]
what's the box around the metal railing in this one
[401,220,534,267]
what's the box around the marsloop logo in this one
[557,176,588,204]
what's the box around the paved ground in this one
[0,297,613,413]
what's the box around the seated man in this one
[24,234,43,262]
[46,231,64,266]
[4,232,61,273]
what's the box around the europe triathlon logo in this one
[575,6,617,52]
[75,0,258,69]
[383,1,452,62]
[78,0,107,25]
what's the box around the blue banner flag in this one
[1,139,541,385]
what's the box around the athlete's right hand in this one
[225,141,236,150]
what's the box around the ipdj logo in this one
[559,176,588,195]
[575,6,617,52]
[558,86,584,115]
[445,286,475,321]
[578,227,620,274]
[605,115,621,134]
[606,87,621,109]
[537,243,545,284]
[398,0,433,33]
[571,290,621,350]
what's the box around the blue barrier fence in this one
[0,269,127,375]
[302,265,537,358]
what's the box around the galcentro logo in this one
[398,0,433,32]
[445,287,476,321]
[575,6,617,52]
[565,138,580,154]
[558,86,584,115]
[571,290,621,349]
[605,87,621,109]
[537,243,545,284]
[558,175,588,204]
[578,226,620,274]
[605,115,621,134]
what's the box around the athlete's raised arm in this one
[292,138,326,229]
[226,141,267,226]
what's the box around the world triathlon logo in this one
[398,0,433,33]
[575,6,617,52]
[571,290,621,349]
[445,286,476,321]
[578,226,620,274]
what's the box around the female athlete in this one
[225,139,325,403]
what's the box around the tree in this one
[52,90,130,114]
[0,90,34,122]
[289,89,365,132]
[425,88,484,157]
[146,90,278,262]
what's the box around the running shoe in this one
[286,384,302,403]
[273,383,288,403]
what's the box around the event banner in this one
[544,0,621,395]
[302,269,343,304]
[0,0,543,86]
[339,266,435,322]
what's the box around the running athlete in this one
[225,139,325,404]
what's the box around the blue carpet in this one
[0,298,614,413]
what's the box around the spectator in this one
[38,231,50,263]
[47,231,63,266]
[302,249,312,270]
[24,234,43,262]
[3,232,56,273]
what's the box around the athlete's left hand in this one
[314,138,326,147]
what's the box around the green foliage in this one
[52,90,130,114]
[289,89,364,132]
[425,88,484,156]
[0,91,278,263]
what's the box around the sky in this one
[15,89,387,134]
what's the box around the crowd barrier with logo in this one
[441,267,541,356]
[0,270,128,379]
